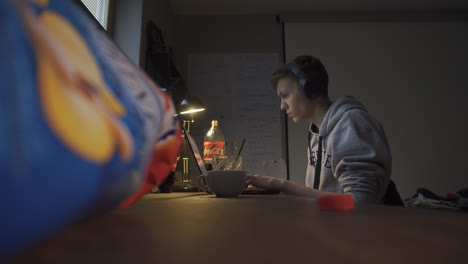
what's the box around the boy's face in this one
[276,77,312,123]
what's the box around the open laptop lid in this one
[183,129,208,176]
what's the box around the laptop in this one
[184,129,279,195]
[183,129,207,177]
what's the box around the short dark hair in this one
[270,55,329,97]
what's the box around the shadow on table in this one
[8,213,154,264]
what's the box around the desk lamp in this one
[177,96,205,133]
[174,96,205,190]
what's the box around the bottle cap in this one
[318,194,354,211]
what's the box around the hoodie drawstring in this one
[309,132,323,189]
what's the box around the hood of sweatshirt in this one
[310,96,367,137]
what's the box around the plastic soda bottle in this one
[203,120,225,170]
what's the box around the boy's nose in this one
[280,100,288,111]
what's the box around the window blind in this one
[80,0,110,30]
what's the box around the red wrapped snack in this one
[318,195,355,211]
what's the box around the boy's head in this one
[270,55,329,100]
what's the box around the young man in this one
[247,55,402,204]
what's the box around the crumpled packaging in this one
[1,0,181,257]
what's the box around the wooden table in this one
[8,193,468,263]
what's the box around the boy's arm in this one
[247,174,339,198]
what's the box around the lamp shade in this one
[178,96,205,115]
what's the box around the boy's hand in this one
[246,174,284,192]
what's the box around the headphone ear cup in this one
[302,79,313,98]
[297,77,309,97]
[302,75,324,100]
[287,63,325,99]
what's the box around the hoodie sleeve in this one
[330,110,392,203]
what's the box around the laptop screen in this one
[183,129,208,176]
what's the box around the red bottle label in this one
[203,141,225,159]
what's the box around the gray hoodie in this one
[306,96,391,203]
